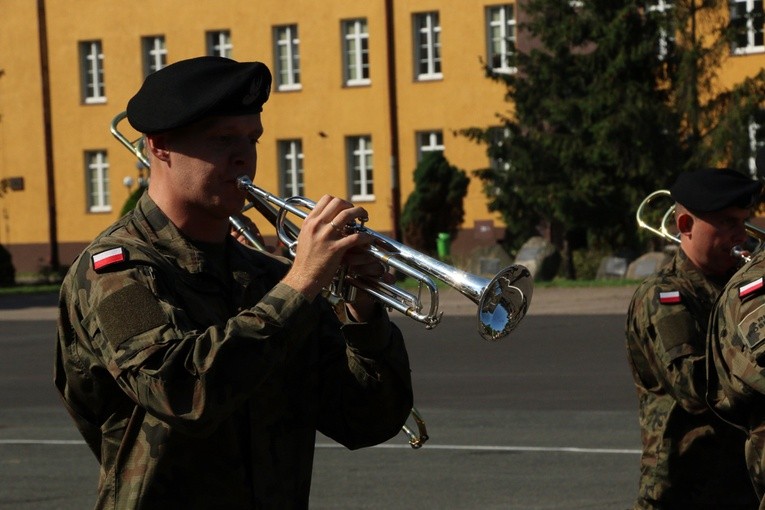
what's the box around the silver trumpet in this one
[236,175,533,342]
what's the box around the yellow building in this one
[1,0,764,274]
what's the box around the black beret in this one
[126,56,272,134]
[670,167,763,213]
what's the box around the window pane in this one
[86,151,111,212]
[80,40,105,103]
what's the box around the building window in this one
[274,25,301,91]
[416,130,444,161]
[749,113,765,177]
[79,40,106,104]
[731,0,765,55]
[207,30,232,57]
[486,5,516,74]
[342,18,370,86]
[141,36,167,77]
[413,12,442,80]
[647,0,675,60]
[85,151,111,213]
[278,139,304,196]
[347,136,374,201]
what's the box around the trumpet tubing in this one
[235,176,533,341]
[636,188,765,263]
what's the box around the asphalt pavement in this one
[0,285,641,509]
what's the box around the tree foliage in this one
[462,0,765,277]
[120,185,147,217]
[400,152,470,255]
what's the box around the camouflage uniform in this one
[708,248,765,509]
[625,248,756,509]
[55,193,414,509]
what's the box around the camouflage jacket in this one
[625,248,755,509]
[55,193,414,510]
[708,247,765,501]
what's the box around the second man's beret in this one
[670,167,763,213]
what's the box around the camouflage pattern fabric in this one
[55,193,414,509]
[708,247,765,509]
[626,249,756,509]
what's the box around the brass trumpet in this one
[636,189,765,263]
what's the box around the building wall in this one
[1,1,764,274]
[0,0,50,270]
[1,0,512,273]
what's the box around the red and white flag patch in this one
[739,277,765,299]
[659,291,681,304]
[92,247,127,271]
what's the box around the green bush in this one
[120,185,147,216]
[400,152,469,256]
[0,244,16,287]
[570,248,611,280]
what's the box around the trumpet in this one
[636,189,765,263]
[236,175,533,341]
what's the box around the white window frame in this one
[413,12,442,81]
[731,0,765,55]
[347,136,374,201]
[141,35,167,77]
[486,5,517,74]
[207,30,233,57]
[85,150,111,213]
[274,25,301,91]
[416,130,444,161]
[80,40,106,104]
[647,0,675,60]
[278,139,304,197]
[342,18,371,86]
[749,116,764,177]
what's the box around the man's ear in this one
[146,134,171,163]
[676,211,694,237]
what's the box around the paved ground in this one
[426,283,638,320]
[0,283,639,320]
[0,289,641,509]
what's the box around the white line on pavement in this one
[0,438,640,455]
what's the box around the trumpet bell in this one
[477,265,533,341]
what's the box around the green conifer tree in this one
[463,0,765,278]
[400,152,469,256]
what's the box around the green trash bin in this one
[436,232,451,260]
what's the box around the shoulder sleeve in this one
[629,279,703,357]
[707,271,765,425]
[63,240,318,436]
[626,277,709,413]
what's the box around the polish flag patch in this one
[92,247,127,272]
[659,291,681,304]
[739,277,765,300]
